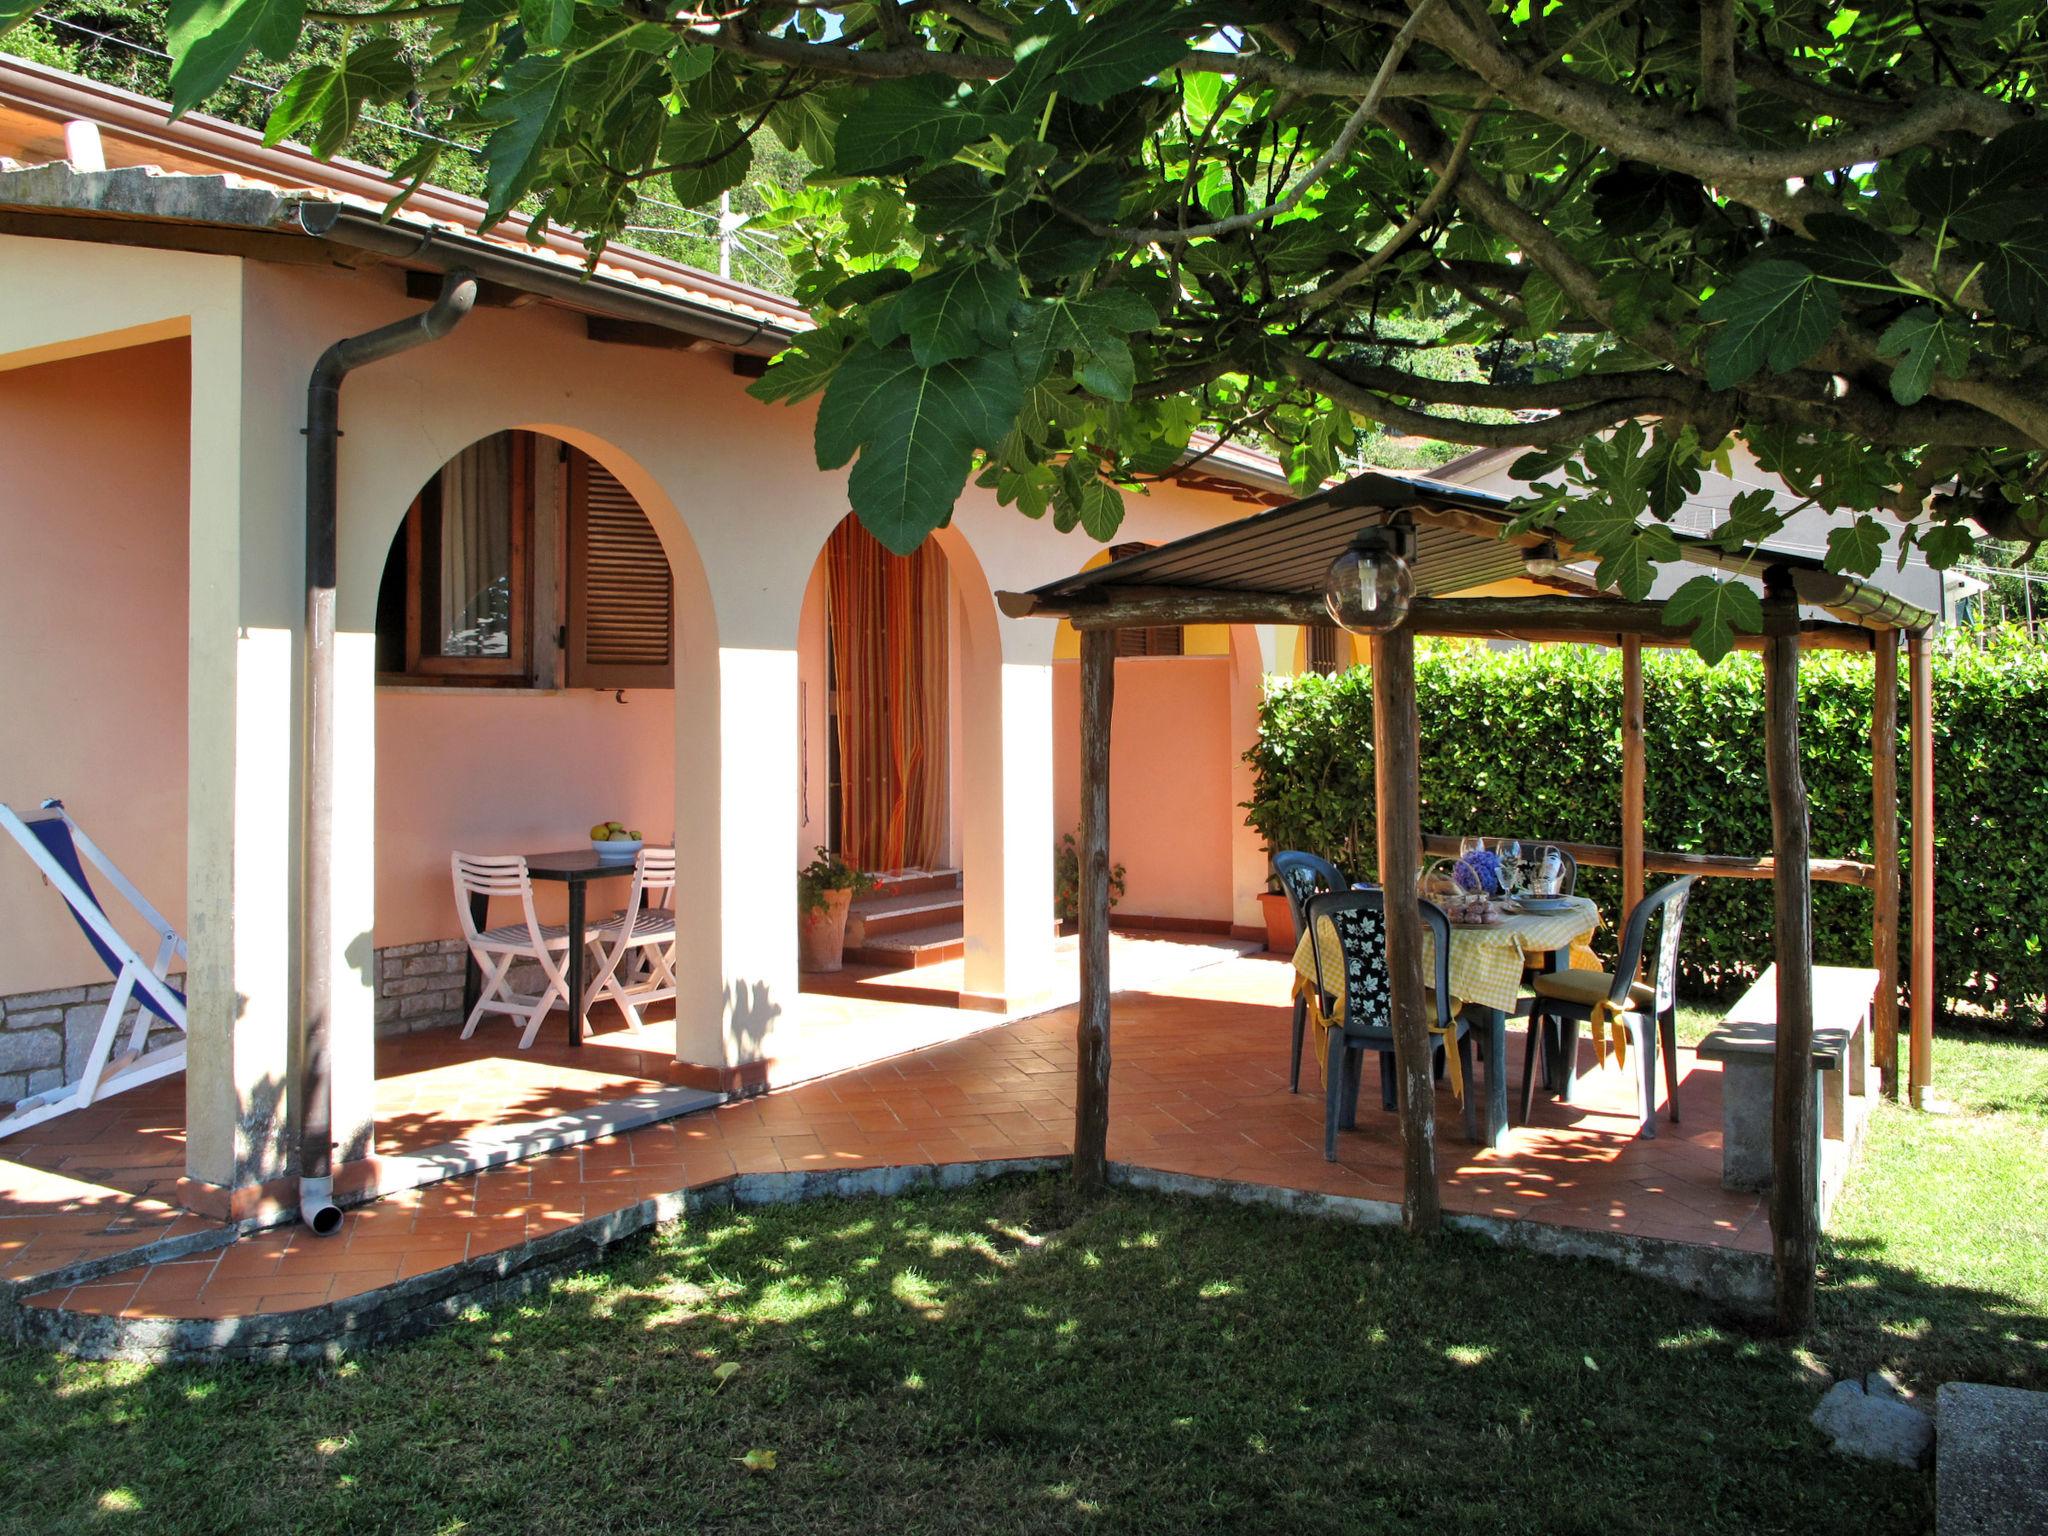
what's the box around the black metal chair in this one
[1301,888,1476,1159]
[1273,850,1349,1092]
[1519,875,1695,1137]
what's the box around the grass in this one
[0,1036,2040,1535]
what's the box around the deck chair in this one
[0,799,188,1137]
[584,847,678,1032]
[452,853,577,1049]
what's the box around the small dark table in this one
[459,848,643,1048]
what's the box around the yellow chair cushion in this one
[1531,967,1654,1011]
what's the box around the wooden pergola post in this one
[1908,628,1936,1108]
[1073,626,1115,1191]
[1871,631,1901,1099]
[1371,626,1440,1235]
[1620,637,1646,916]
[1763,580,1818,1333]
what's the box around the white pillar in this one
[961,621,1057,1009]
[183,287,306,1191]
[1228,626,1276,935]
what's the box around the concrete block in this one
[1937,1383,2048,1536]
[3,985,87,1010]
[5,1007,65,1030]
[0,1071,24,1103]
[26,1067,63,1096]
[399,993,457,1020]
[402,955,460,977]
[0,1028,63,1072]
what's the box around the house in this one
[0,53,1348,1213]
[1428,443,1967,621]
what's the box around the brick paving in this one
[5,949,1766,1330]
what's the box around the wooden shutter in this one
[567,449,674,688]
[1107,541,1184,657]
[1306,623,1343,675]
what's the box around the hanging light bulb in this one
[1523,540,1562,579]
[1325,522,1415,634]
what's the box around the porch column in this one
[1371,626,1439,1235]
[1763,580,1817,1333]
[1871,631,1901,1099]
[1907,628,1936,1107]
[184,287,312,1192]
[1228,627,1276,937]
[1620,637,1646,915]
[1073,626,1115,1190]
[959,620,1057,1009]
[675,642,800,1075]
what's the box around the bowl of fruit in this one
[589,820,644,862]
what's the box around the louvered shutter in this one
[567,449,674,688]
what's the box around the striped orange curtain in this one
[825,517,950,871]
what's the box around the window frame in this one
[390,431,535,686]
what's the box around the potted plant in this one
[1054,830,1125,934]
[797,846,875,972]
[1258,874,1297,955]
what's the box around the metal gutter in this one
[294,203,789,355]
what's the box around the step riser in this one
[864,871,962,901]
[847,900,964,943]
[846,938,965,969]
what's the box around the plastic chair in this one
[1273,850,1349,1093]
[584,848,678,1032]
[1301,887,1476,1159]
[452,853,577,1049]
[0,800,187,1137]
[1520,875,1695,1136]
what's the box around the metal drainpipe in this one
[299,270,478,1236]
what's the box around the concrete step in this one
[844,919,965,969]
[863,867,961,901]
[845,889,965,945]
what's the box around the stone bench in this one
[1695,964,1879,1199]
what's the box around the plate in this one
[1516,895,1576,912]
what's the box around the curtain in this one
[825,517,950,871]
[439,433,513,656]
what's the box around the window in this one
[376,432,672,689]
[1306,623,1345,676]
[1107,541,1184,657]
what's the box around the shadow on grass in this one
[7,1171,2029,1536]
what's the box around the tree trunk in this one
[1763,597,1818,1334]
[1073,626,1115,1192]
[1371,627,1439,1235]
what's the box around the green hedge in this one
[1243,637,2048,1030]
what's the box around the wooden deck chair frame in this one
[584,848,679,1032]
[0,799,188,1138]
[452,853,577,1049]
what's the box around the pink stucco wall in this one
[0,339,190,996]
[1052,655,1235,924]
[373,687,677,945]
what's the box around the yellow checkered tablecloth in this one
[1291,896,1601,1019]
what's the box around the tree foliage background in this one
[1243,637,2048,1031]
[4,0,2045,654]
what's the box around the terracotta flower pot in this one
[799,887,854,972]
[1258,891,1297,955]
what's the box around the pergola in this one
[999,471,1938,1331]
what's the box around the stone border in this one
[12,1158,1065,1363]
[1106,1164,1774,1313]
[14,1150,1775,1363]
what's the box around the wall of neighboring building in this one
[0,337,190,998]
[1436,444,1949,617]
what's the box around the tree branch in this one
[1698,0,1736,130]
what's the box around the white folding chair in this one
[452,853,577,1049]
[0,799,188,1137]
[584,848,678,1032]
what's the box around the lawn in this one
[0,1033,2040,1536]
